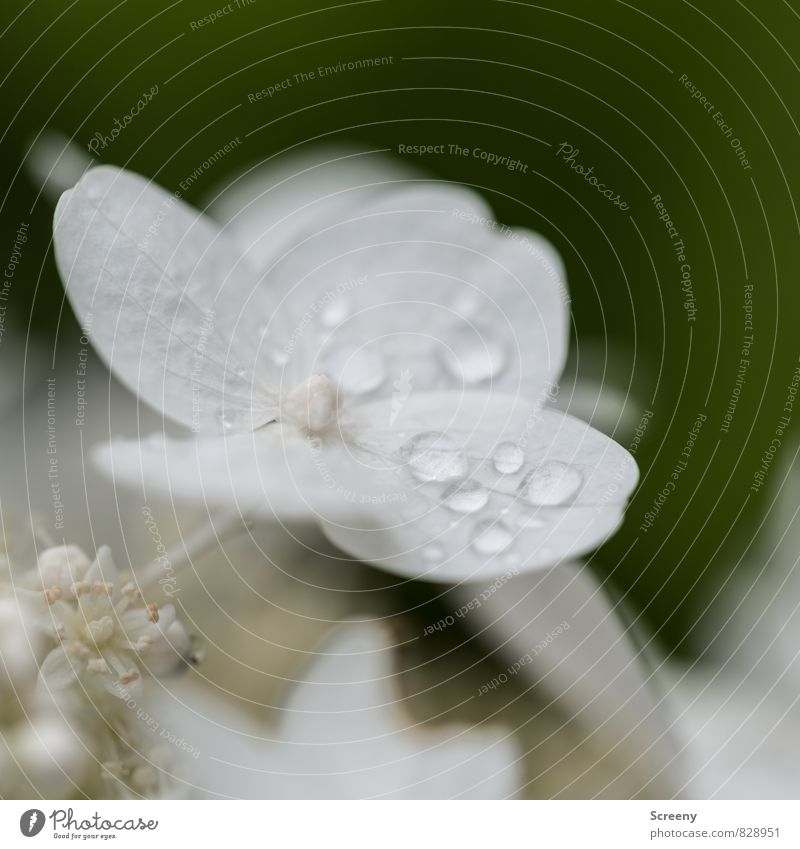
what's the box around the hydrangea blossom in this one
[20,544,194,702]
[0,542,196,798]
[53,152,638,581]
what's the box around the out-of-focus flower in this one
[21,544,194,702]
[52,153,637,582]
[148,621,521,799]
[1,541,195,798]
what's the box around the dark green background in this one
[2,0,798,654]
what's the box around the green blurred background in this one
[1,0,798,654]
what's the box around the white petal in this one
[146,622,520,799]
[53,165,274,433]
[452,562,684,794]
[256,183,568,404]
[38,648,79,690]
[205,144,419,270]
[320,392,638,581]
[92,429,396,522]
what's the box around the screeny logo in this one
[19,809,46,837]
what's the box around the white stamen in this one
[282,373,337,433]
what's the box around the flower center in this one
[281,373,337,434]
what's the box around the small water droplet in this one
[441,327,507,384]
[399,431,468,482]
[324,345,385,395]
[493,442,524,474]
[423,545,444,563]
[215,410,238,432]
[443,480,489,514]
[267,346,290,366]
[472,520,513,555]
[320,298,349,327]
[519,461,583,505]
[454,292,480,317]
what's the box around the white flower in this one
[53,151,638,581]
[25,545,194,702]
[146,621,520,799]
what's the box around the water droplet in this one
[324,345,385,395]
[423,545,444,563]
[399,431,468,482]
[472,520,513,555]
[493,442,524,474]
[320,298,349,327]
[443,480,489,513]
[267,346,290,366]
[441,327,507,384]
[519,461,583,505]
[215,410,238,432]
[454,292,480,317]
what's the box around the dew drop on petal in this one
[454,292,480,317]
[441,327,507,383]
[320,298,349,327]
[399,431,468,482]
[443,480,489,513]
[472,520,513,555]
[519,461,583,506]
[215,410,238,432]
[267,346,290,367]
[492,442,525,474]
[324,344,385,395]
[423,545,444,563]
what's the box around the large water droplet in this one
[320,298,349,327]
[443,480,489,513]
[472,520,513,555]
[519,461,583,505]
[399,431,468,482]
[441,327,507,383]
[492,442,524,474]
[324,345,385,395]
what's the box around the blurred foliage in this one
[1,0,798,653]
